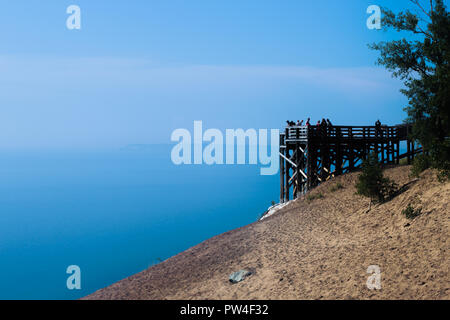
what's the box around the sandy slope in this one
[84,166,449,300]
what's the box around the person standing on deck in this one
[326,119,333,135]
[375,119,382,137]
[320,118,327,137]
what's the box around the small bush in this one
[409,152,449,182]
[307,192,324,201]
[330,183,344,192]
[435,157,450,182]
[402,204,422,219]
[271,200,276,206]
[356,153,398,203]
[410,154,431,177]
[433,147,450,182]
[437,169,450,182]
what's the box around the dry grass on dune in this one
[84,165,449,300]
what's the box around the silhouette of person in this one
[375,119,382,137]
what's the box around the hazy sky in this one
[0,0,444,149]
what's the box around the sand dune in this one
[84,166,449,300]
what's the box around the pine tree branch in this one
[410,0,432,18]
[414,26,433,38]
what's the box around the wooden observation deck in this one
[279,124,421,202]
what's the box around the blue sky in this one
[0,0,445,149]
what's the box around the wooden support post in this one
[279,136,285,203]
[407,140,411,164]
[293,143,298,199]
[362,128,367,161]
[396,140,400,164]
[390,129,394,163]
[336,128,342,175]
[374,141,378,161]
[386,128,391,163]
[306,128,311,191]
[296,144,303,197]
[349,143,355,171]
[320,143,325,182]
[285,149,290,202]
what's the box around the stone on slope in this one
[229,270,253,284]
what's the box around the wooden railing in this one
[284,124,410,142]
[284,126,308,141]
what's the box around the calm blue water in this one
[0,146,278,299]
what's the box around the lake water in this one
[0,146,278,299]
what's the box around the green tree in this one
[356,153,398,203]
[369,0,450,179]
